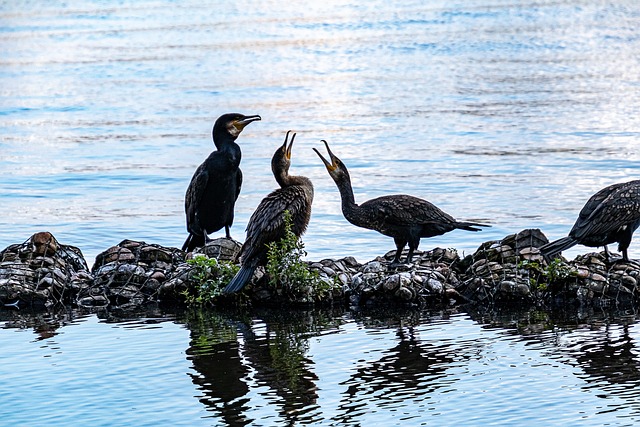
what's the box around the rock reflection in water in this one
[470,307,640,417]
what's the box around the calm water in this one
[2,0,640,425]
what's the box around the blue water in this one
[3,307,640,426]
[2,1,640,425]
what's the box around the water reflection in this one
[0,306,77,340]
[3,305,640,424]
[181,306,640,425]
[184,309,342,425]
[184,311,250,425]
[470,306,640,416]
[333,322,460,424]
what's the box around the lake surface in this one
[2,0,640,425]
[3,306,640,426]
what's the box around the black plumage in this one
[540,180,640,262]
[182,113,261,252]
[313,140,489,264]
[224,131,314,294]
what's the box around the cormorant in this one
[182,113,261,252]
[539,180,640,262]
[313,140,489,264]
[223,131,314,294]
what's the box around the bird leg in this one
[405,247,415,264]
[225,225,232,240]
[389,238,407,267]
[390,249,403,266]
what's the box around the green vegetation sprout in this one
[266,210,332,299]
[183,255,239,304]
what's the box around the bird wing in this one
[240,186,311,262]
[574,182,622,226]
[362,195,455,226]
[572,181,640,239]
[235,167,243,201]
[184,162,209,234]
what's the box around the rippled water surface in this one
[2,0,640,425]
[3,307,640,426]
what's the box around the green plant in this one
[518,258,576,292]
[266,210,332,299]
[183,255,239,305]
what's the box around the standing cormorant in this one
[313,140,489,264]
[182,113,261,252]
[539,180,640,262]
[223,131,314,294]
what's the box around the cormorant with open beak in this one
[314,140,488,264]
[224,131,314,294]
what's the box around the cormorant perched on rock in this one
[539,180,640,262]
[223,131,314,294]
[182,113,261,252]
[313,140,489,264]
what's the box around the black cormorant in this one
[223,131,314,294]
[539,180,640,262]
[313,140,489,264]
[182,113,261,252]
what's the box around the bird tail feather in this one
[539,236,577,258]
[223,264,257,294]
[182,233,205,252]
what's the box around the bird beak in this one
[234,114,261,131]
[313,140,338,171]
[282,130,295,160]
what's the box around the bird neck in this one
[212,130,237,150]
[277,173,312,188]
[274,167,291,187]
[334,176,359,218]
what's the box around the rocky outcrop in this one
[0,232,92,308]
[86,239,186,309]
[2,230,640,310]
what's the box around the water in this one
[2,0,640,425]
[3,306,640,426]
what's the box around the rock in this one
[91,239,185,307]
[0,232,92,308]
[193,238,241,262]
[6,228,640,310]
[31,232,58,256]
[362,261,384,274]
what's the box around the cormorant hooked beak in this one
[233,114,262,132]
[313,140,338,171]
[282,130,296,160]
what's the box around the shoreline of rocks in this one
[1,230,639,311]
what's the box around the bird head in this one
[213,113,261,142]
[272,130,295,178]
[313,140,350,183]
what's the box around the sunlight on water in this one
[1,1,640,264]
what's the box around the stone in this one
[31,232,58,256]
[362,261,384,274]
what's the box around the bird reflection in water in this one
[184,309,338,425]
